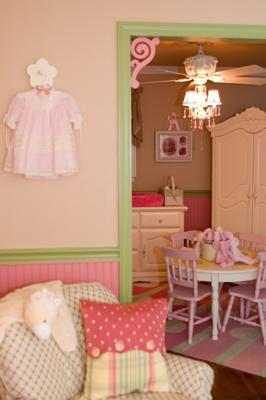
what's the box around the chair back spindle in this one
[238,233,266,252]
[170,230,198,249]
[255,252,266,297]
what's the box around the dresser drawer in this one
[132,212,139,228]
[140,212,182,228]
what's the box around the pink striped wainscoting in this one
[183,192,211,231]
[0,261,119,297]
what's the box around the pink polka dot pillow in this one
[79,298,170,400]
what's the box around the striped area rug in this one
[133,282,266,377]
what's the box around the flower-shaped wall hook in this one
[26,58,58,87]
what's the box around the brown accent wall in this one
[132,82,266,191]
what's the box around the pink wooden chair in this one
[222,251,266,345]
[236,233,266,317]
[170,230,198,249]
[161,246,212,344]
[238,233,266,252]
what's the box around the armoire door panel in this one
[215,130,253,198]
[252,202,266,236]
[212,129,253,231]
[252,130,266,235]
[215,202,252,233]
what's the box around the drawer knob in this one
[158,219,162,223]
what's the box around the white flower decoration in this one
[26,58,58,87]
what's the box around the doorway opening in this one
[117,22,266,303]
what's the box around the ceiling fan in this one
[141,43,266,86]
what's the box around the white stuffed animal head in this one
[24,289,62,340]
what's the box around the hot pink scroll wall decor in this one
[0,261,119,297]
[131,37,160,89]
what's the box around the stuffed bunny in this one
[226,231,257,265]
[23,288,62,340]
[213,236,235,268]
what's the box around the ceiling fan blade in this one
[140,79,183,84]
[141,66,188,77]
[152,68,188,77]
[175,78,192,82]
[217,64,266,77]
[140,77,192,84]
[210,76,266,85]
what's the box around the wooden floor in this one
[209,361,266,400]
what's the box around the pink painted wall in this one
[0,1,265,250]
[184,195,211,231]
[0,261,119,297]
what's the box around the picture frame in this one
[155,130,192,162]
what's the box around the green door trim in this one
[117,21,266,303]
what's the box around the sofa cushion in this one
[166,353,213,400]
[79,298,170,400]
[0,282,118,400]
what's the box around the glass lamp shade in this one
[207,89,221,106]
[182,90,197,107]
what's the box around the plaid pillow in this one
[79,298,170,400]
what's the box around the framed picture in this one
[155,130,192,162]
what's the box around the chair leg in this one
[240,298,245,321]
[245,300,251,318]
[167,293,174,319]
[217,311,222,330]
[258,302,266,346]
[218,283,225,329]
[222,295,235,332]
[188,301,196,345]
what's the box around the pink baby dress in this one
[3,89,82,178]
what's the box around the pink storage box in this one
[132,192,164,207]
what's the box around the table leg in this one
[211,274,219,340]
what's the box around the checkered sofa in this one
[0,282,214,400]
